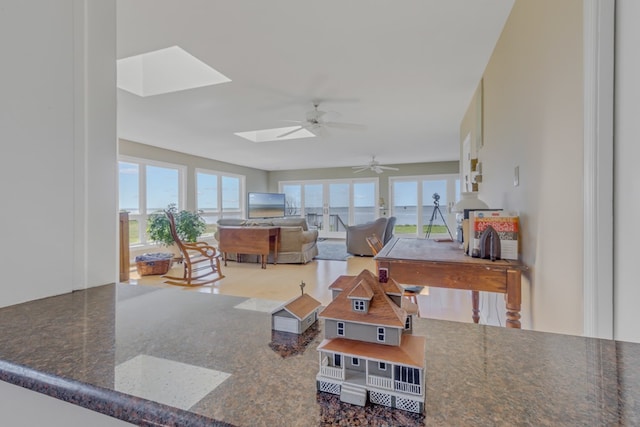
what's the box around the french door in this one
[280,179,378,239]
[389,175,459,238]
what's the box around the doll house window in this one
[337,321,345,336]
[353,300,365,312]
[377,327,386,342]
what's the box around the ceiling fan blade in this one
[352,167,368,173]
[280,119,304,124]
[313,126,330,138]
[324,121,366,131]
[378,166,400,171]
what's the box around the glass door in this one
[327,183,349,235]
[390,175,459,238]
[280,178,378,239]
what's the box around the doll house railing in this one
[320,365,344,380]
[367,374,392,390]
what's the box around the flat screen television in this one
[247,192,286,219]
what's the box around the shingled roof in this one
[320,270,406,328]
[317,335,426,367]
[273,293,322,320]
[347,279,374,300]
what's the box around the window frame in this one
[388,173,460,238]
[377,327,385,342]
[195,168,246,235]
[337,321,345,336]
[118,156,186,247]
[353,300,365,312]
[279,177,380,238]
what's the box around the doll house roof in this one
[329,273,403,297]
[317,334,425,368]
[347,280,374,300]
[320,270,406,328]
[272,293,322,321]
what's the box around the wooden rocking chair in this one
[162,210,224,286]
[365,234,384,256]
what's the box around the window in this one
[389,174,460,237]
[377,327,385,342]
[394,366,421,386]
[118,157,185,246]
[146,165,179,211]
[352,357,359,366]
[353,300,365,312]
[379,362,387,371]
[337,322,345,336]
[282,184,301,216]
[334,354,342,367]
[196,169,245,235]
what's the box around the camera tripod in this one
[425,198,454,240]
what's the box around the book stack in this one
[469,210,519,260]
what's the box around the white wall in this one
[0,0,117,306]
[614,1,640,343]
[463,0,585,334]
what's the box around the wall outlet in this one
[514,166,520,187]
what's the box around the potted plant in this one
[146,203,207,247]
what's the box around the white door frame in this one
[583,0,614,339]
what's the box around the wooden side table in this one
[375,238,527,328]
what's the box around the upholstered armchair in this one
[383,216,396,244]
[345,217,389,256]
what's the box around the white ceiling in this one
[116,0,514,171]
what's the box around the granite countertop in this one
[0,283,638,426]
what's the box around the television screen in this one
[247,192,286,219]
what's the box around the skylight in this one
[117,46,231,97]
[234,127,316,143]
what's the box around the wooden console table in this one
[218,226,280,269]
[375,238,527,328]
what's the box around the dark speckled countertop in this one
[0,284,639,426]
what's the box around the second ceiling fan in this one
[352,156,399,174]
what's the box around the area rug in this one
[315,239,350,261]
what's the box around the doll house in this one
[316,269,426,413]
[271,293,322,334]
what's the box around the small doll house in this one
[271,293,322,334]
[316,269,426,413]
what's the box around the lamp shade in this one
[452,192,489,212]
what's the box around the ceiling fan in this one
[277,101,365,138]
[352,156,399,174]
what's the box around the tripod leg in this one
[436,207,454,240]
[425,205,438,238]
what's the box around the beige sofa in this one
[214,217,319,264]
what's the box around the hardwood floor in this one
[125,255,475,324]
